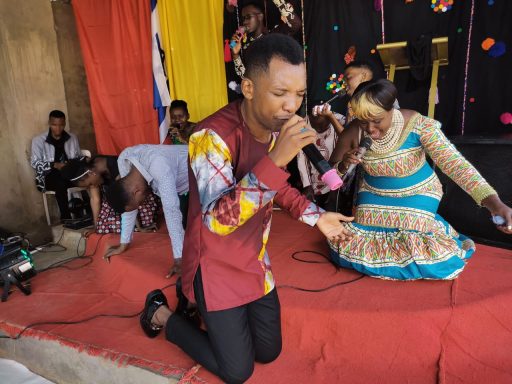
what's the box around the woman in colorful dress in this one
[329,79,512,280]
[62,156,159,234]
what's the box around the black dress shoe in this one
[140,289,168,338]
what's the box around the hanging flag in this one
[151,0,172,143]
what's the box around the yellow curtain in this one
[158,0,227,122]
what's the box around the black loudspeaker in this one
[437,136,512,249]
[0,237,36,302]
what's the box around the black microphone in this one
[302,144,343,190]
[342,137,372,182]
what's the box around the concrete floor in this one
[0,358,55,384]
[30,224,89,271]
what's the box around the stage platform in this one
[1,211,512,383]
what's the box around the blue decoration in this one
[488,41,506,57]
[333,25,339,31]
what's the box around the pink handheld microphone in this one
[230,26,247,49]
[301,144,343,191]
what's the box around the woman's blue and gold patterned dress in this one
[328,113,497,280]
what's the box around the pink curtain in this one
[73,0,158,155]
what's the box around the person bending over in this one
[138,34,353,384]
[61,156,159,234]
[104,145,189,277]
[329,79,512,280]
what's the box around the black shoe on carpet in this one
[140,289,168,338]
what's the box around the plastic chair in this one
[42,149,92,225]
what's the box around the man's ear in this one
[131,186,148,208]
[362,69,372,81]
[241,78,254,100]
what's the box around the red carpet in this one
[2,211,512,383]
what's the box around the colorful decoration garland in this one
[431,0,453,13]
[325,73,347,95]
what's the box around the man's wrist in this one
[267,152,285,168]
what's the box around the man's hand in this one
[165,258,182,278]
[268,115,317,168]
[103,243,128,263]
[316,212,354,243]
[230,32,242,57]
[53,162,66,170]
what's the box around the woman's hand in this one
[339,148,362,174]
[482,195,512,234]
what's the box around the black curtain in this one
[223,0,303,102]
[224,1,512,136]
[302,0,512,136]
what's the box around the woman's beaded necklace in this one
[368,109,404,154]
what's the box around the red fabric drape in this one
[73,0,158,155]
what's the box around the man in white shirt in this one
[104,144,189,277]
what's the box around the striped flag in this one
[151,0,172,143]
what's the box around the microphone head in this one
[321,169,343,191]
[360,137,372,149]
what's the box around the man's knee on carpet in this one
[255,339,282,364]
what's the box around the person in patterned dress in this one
[61,156,159,234]
[297,101,345,208]
[329,79,512,280]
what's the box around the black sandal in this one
[140,289,168,338]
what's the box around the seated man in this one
[297,101,345,208]
[138,34,353,384]
[163,100,196,145]
[104,144,189,277]
[31,110,81,221]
